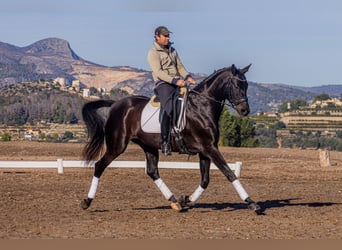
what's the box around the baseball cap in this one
[155,26,172,36]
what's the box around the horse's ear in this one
[231,64,237,75]
[240,64,252,74]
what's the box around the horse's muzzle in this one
[235,102,250,116]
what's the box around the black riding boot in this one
[160,113,171,156]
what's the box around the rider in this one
[147,26,196,156]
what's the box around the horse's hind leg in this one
[81,140,128,210]
[143,146,182,211]
[80,153,114,209]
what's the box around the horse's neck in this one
[190,78,227,122]
[188,69,230,125]
[199,73,229,101]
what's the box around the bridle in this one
[189,74,248,108]
[225,75,248,107]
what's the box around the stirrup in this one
[161,141,171,156]
[174,131,197,155]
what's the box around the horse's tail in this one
[82,99,115,162]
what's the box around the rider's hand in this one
[187,77,196,85]
[176,79,186,87]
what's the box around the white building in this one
[54,77,67,87]
[83,88,90,97]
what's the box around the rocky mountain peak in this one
[22,38,81,60]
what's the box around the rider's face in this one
[155,34,170,46]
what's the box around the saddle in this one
[141,87,194,154]
[141,86,188,132]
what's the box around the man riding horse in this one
[147,26,196,156]
[80,26,260,213]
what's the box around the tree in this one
[89,87,99,95]
[0,81,84,126]
[275,121,286,129]
[226,117,240,146]
[240,117,258,147]
[62,131,74,142]
[38,133,46,141]
[336,131,342,139]
[1,132,11,141]
[47,133,59,142]
[219,108,258,147]
[278,102,290,113]
[291,99,307,110]
[255,123,278,148]
[219,108,238,146]
[314,93,330,102]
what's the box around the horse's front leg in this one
[144,149,182,211]
[205,146,261,213]
[180,153,210,208]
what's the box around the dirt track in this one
[0,141,341,239]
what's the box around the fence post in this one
[319,149,331,167]
[235,161,242,178]
[57,159,64,174]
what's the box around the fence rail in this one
[0,160,242,177]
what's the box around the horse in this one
[80,64,261,213]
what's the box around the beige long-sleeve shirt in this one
[147,42,189,84]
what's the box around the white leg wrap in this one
[88,176,99,199]
[154,178,173,200]
[232,179,249,201]
[189,185,205,202]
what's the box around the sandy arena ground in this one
[0,141,341,239]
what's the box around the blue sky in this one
[1,0,342,86]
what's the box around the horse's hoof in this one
[170,202,183,211]
[179,195,189,207]
[81,198,92,210]
[179,195,195,208]
[248,202,262,214]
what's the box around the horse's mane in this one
[193,67,230,91]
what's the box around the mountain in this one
[0,38,149,90]
[0,38,80,84]
[1,38,341,114]
[247,82,310,113]
[248,83,342,113]
[294,85,342,97]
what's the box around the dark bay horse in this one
[80,64,261,213]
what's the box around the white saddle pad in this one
[141,93,187,134]
[141,102,161,133]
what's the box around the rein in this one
[190,88,227,107]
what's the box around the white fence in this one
[0,160,242,177]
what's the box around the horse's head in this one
[226,64,251,116]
